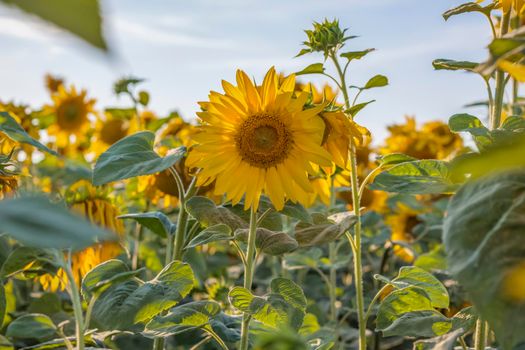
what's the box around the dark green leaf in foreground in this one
[0,0,107,50]
[0,196,115,251]
[91,260,195,330]
[443,171,525,349]
[93,131,185,186]
[118,212,175,238]
[6,313,56,340]
[370,160,460,194]
[0,112,57,156]
[143,301,221,338]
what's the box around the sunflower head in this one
[300,19,351,58]
[0,150,19,199]
[187,67,332,210]
[100,118,129,145]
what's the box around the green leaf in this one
[381,310,451,337]
[295,63,324,76]
[432,59,478,71]
[0,247,60,278]
[387,266,449,309]
[0,0,107,50]
[235,228,298,255]
[448,113,492,150]
[414,245,448,272]
[451,306,477,333]
[442,2,495,21]
[229,278,306,329]
[340,48,375,62]
[185,224,232,249]
[347,100,375,117]
[91,260,195,330]
[450,133,525,179]
[0,336,13,350]
[81,259,143,299]
[138,91,150,106]
[376,287,441,334]
[143,301,221,338]
[0,112,57,156]
[186,196,247,230]
[363,74,388,89]
[295,212,357,247]
[93,131,185,186]
[501,116,525,131]
[0,196,115,251]
[118,212,174,238]
[443,172,525,349]
[369,160,460,194]
[6,314,56,340]
[413,328,465,350]
[376,153,416,167]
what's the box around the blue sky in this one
[0,0,493,141]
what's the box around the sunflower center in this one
[56,98,87,131]
[236,113,292,168]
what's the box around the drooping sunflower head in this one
[37,181,125,291]
[44,73,64,94]
[187,67,332,210]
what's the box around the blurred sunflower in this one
[187,67,332,210]
[0,151,19,199]
[380,116,463,160]
[46,85,95,148]
[37,181,125,291]
[89,112,131,156]
[385,203,421,263]
[44,73,64,94]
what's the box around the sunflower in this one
[0,151,19,199]
[46,85,95,148]
[37,182,125,291]
[380,116,463,160]
[187,67,332,211]
[44,73,64,94]
[385,203,421,263]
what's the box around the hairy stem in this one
[64,252,85,350]
[491,10,511,129]
[330,52,366,350]
[239,207,258,350]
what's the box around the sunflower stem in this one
[491,10,511,130]
[239,207,258,350]
[63,250,85,350]
[474,318,487,350]
[330,51,367,350]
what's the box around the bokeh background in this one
[0,0,492,140]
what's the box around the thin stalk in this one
[474,318,487,350]
[204,327,230,350]
[169,167,188,262]
[512,78,520,115]
[64,252,85,350]
[239,207,258,350]
[328,243,338,323]
[491,11,511,129]
[330,51,366,350]
[190,336,212,350]
[83,297,97,332]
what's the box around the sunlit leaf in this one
[295,63,324,76]
[0,112,57,156]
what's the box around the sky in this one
[0,0,494,141]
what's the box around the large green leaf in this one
[451,133,525,179]
[234,228,298,255]
[229,278,306,329]
[376,287,449,337]
[0,196,115,251]
[185,196,247,230]
[0,247,60,278]
[91,261,195,330]
[295,212,357,247]
[143,301,221,338]
[185,224,232,249]
[0,112,57,156]
[387,266,449,309]
[81,259,143,300]
[448,113,492,151]
[369,160,460,194]
[93,131,185,186]
[6,314,56,340]
[118,212,175,238]
[0,0,107,50]
[443,171,525,349]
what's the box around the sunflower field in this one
[1,1,525,350]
